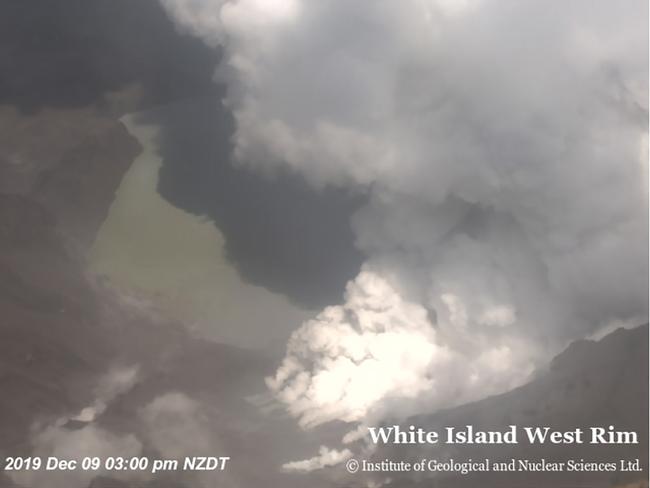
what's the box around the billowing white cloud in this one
[71,365,139,422]
[267,270,537,429]
[10,366,145,487]
[159,0,648,443]
[282,446,352,472]
[139,392,213,458]
[139,392,237,488]
[9,425,143,488]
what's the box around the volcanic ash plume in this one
[159,0,649,429]
[267,270,537,429]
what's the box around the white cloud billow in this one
[10,425,143,488]
[282,446,352,472]
[159,0,648,435]
[267,270,537,429]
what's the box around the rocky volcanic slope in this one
[374,325,648,488]
[0,3,337,487]
[0,0,219,484]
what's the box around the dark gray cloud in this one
[0,0,219,113]
[143,99,364,311]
